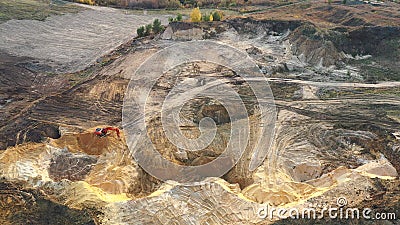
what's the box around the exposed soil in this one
[250,0,400,28]
[0,4,170,74]
[1,1,400,224]
[0,180,96,225]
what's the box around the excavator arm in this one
[103,127,120,138]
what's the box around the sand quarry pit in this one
[52,127,124,155]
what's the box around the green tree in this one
[152,19,163,33]
[176,13,183,21]
[144,24,152,36]
[137,26,145,37]
[212,11,222,21]
[168,17,174,22]
[202,14,209,21]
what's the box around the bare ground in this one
[1,2,400,224]
[0,4,171,74]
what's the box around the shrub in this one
[212,11,223,21]
[176,13,183,21]
[190,7,202,22]
[137,26,145,37]
[144,24,152,36]
[202,14,208,21]
[137,18,164,37]
[152,19,163,33]
[168,17,174,22]
[202,13,213,22]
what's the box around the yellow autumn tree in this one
[76,0,95,5]
[190,7,202,22]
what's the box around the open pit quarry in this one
[1,0,400,224]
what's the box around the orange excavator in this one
[94,127,120,138]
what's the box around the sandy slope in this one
[0,5,170,73]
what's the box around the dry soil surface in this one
[0,5,170,73]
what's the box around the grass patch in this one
[269,82,301,100]
[362,65,400,82]
[348,38,400,82]
[317,87,400,99]
[0,0,84,23]
[386,110,400,123]
[349,57,400,82]
[359,87,400,97]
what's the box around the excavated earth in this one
[1,1,400,224]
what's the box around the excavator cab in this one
[94,128,106,137]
